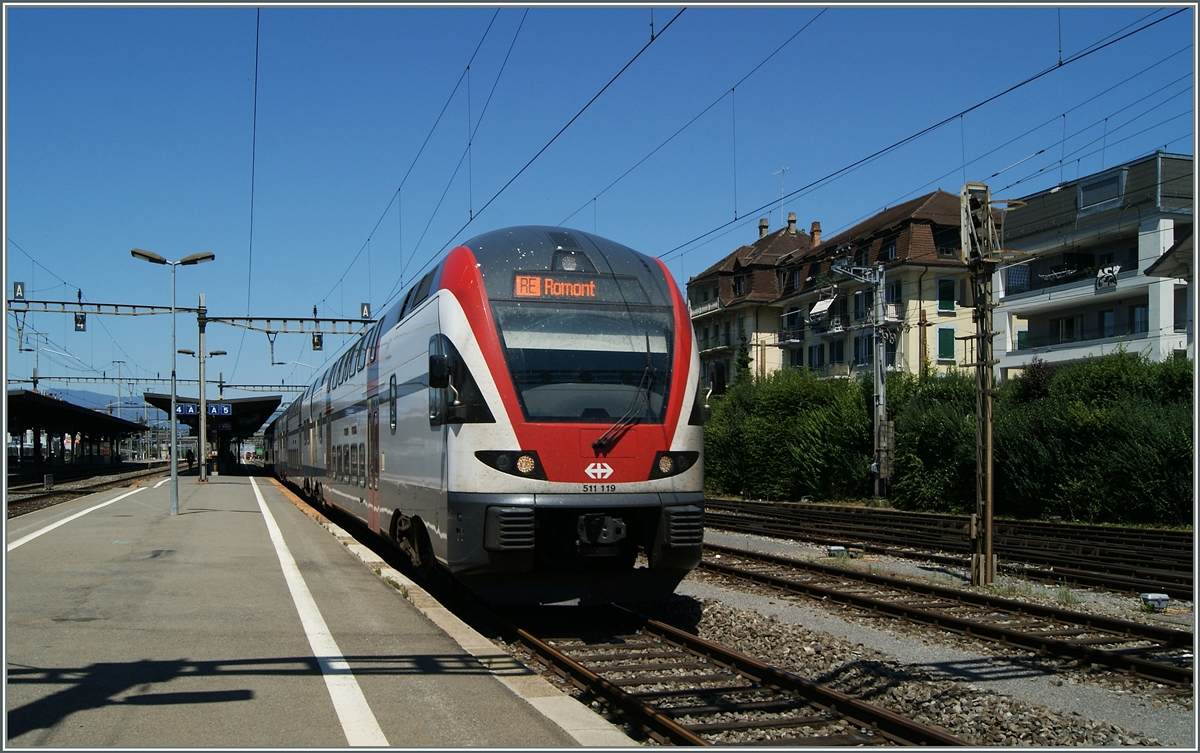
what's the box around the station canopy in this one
[7,389,146,439]
[142,393,281,441]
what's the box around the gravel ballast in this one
[626,530,1195,747]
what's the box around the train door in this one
[367,397,381,533]
[324,394,333,507]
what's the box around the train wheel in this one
[397,516,435,576]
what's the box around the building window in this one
[789,347,803,368]
[881,238,896,261]
[1079,169,1126,213]
[853,289,874,322]
[937,327,955,361]
[1175,287,1189,332]
[1053,315,1083,343]
[808,343,825,370]
[783,307,804,341]
[886,337,897,368]
[1130,304,1149,334]
[853,334,872,366]
[829,338,845,365]
[733,275,747,296]
[886,280,902,305]
[1098,310,1115,339]
[937,278,956,312]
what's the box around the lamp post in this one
[178,345,226,483]
[131,248,215,515]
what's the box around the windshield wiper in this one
[593,334,655,453]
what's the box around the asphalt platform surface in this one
[5,471,629,747]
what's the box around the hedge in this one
[703,351,1193,526]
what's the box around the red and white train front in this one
[407,226,704,602]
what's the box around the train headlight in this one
[475,450,547,480]
[649,451,699,480]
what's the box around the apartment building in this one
[687,191,977,384]
[994,151,1193,378]
[688,214,813,385]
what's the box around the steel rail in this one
[709,499,1193,556]
[701,543,1193,688]
[517,610,967,746]
[704,505,1194,598]
[705,510,1195,600]
[6,466,167,514]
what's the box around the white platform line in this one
[7,488,146,552]
[249,477,388,747]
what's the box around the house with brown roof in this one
[687,191,977,385]
[687,213,814,384]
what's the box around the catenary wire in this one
[656,7,1189,266]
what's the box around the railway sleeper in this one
[663,697,803,716]
[609,672,733,687]
[679,714,832,734]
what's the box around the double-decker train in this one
[264,226,705,603]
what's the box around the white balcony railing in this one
[689,299,723,318]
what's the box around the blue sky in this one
[4,3,1195,418]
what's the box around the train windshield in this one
[491,303,673,423]
[463,226,678,424]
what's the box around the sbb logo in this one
[584,462,613,479]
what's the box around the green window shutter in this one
[938,327,955,360]
[938,278,956,311]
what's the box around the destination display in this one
[510,272,647,303]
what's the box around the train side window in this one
[359,442,366,487]
[389,374,398,434]
[399,286,416,320]
[355,334,368,372]
[412,269,436,308]
[367,323,380,364]
[350,443,358,483]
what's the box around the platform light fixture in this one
[178,346,227,483]
[131,248,215,514]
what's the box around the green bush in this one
[890,370,976,513]
[703,353,1192,526]
[704,368,870,500]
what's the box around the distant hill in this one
[30,388,166,422]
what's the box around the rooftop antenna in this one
[772,166,789,225]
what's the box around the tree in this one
[735,330,752,383]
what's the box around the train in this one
[264,226,706,603]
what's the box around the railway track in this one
[700,542,1194,689]
[283,478,1189,746]
[512,605,967,746]
[704,500,1194,600]
[289,491,968,746]
[6,465,168,517]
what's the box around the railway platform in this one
[5,472,632,747]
